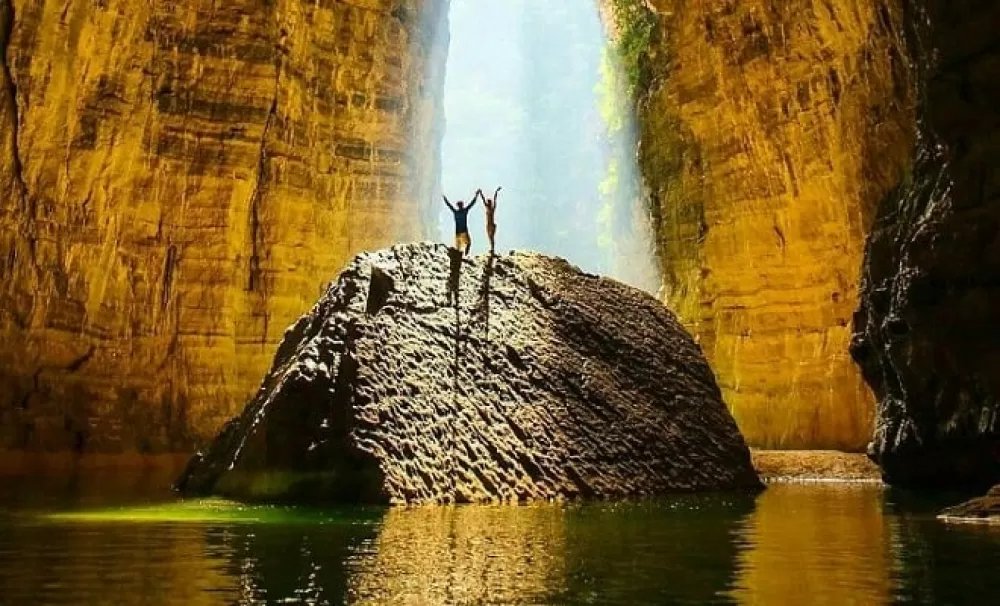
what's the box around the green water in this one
[1,470,998,605]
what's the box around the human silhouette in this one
[484,186,501,255]
[443,190,480,256]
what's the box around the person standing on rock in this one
[484,186,501,255]
[443,190,480,256]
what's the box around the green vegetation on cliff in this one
[607,0,655,96]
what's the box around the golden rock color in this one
[0,0,447,452]
[1,0,924,455]
[349,506,566,604]
[635,0,916,449]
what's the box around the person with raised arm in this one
[442,189,481,256]
[483,186,501,255]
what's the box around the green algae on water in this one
[43,498,381,526]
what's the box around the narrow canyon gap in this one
[442,0,919,451]
[437,0,659,293]
[0,0,983,464]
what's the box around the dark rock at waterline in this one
[850,0,1000,489]
[177,242,761,504]
[939,486,1000,525]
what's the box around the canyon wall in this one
[852,0,1000,488]
[0,0,448,453]
[627,0,916,449]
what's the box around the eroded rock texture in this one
[851,0,1000,488]
[178,243,761,504]
[626,0,916,449]
[0,0,447,453]
[939,486,1000,525]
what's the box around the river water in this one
[0,468,998,605]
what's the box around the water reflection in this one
[2,476,1000,605]
[0,521,240,606]
[887,488,1000,605]
[347,496,755,605]
[209,523,376,605]
[560,496,756,604]
[730,484,894,604]
[348,506,566,604]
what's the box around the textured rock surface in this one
[750,450,881,483]
[0,0,447,453]
[623,0,916,449]
[851,0,1000,488]
[939,486,1000,525]
[178,242,761,504]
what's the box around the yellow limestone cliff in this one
[1,0,925,455]
[0,0,447,452]
[634,0,915,449]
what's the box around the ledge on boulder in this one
[939,486,1000,525]
[177,243,761,504]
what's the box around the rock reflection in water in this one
[730,484,894,604]
[4,478,1000,605]
[347,495,756,605]
[347,505,566,604]
[887,488,1000,604]
[0,522,242,606]
[206,522,377,605]
[560,496,756,604]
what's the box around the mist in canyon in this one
[1,0,999,602]
[436,0,659,293]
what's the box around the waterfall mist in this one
[438,0,660,294]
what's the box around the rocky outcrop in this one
[178,242,761,504]
[851,0,1000,489]
[615,0,916,449]
[939,486,1000,525]
[0,0,448,453]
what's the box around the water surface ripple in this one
[1,472,998,605]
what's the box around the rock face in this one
[620,0,916,449]
[939,486,1000,525]
[178,243,761,504]
[0,0,447,453]
[851,0,1000,488]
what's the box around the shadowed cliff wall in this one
[852,0,1000,488]
[0,0,447,453]
[626,0,916,449]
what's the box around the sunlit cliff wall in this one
[0,0,447,453]
[624,0,916,449]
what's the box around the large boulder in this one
[177,243,761,504]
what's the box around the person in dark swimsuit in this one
[443,190,480,255]
[484,186,501,254]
